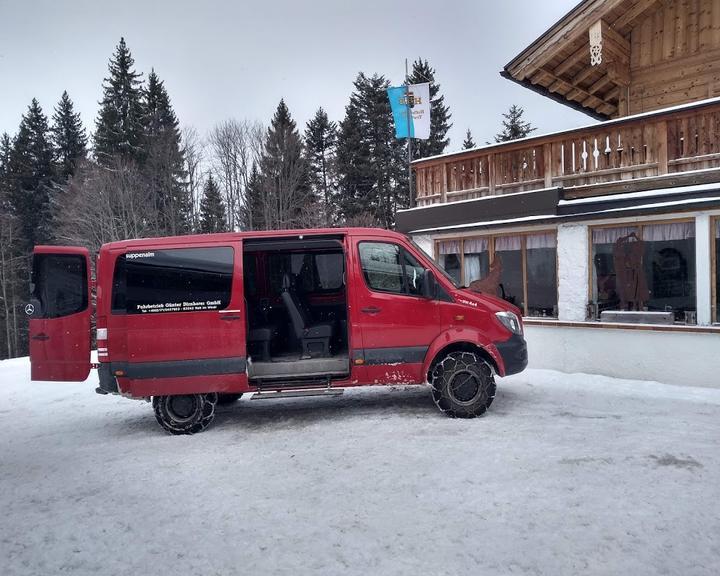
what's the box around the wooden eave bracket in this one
[589,19,630,87]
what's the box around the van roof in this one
[99,227,408,252]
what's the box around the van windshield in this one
[406,236,459,289]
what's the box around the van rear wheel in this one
[430,352,495,418]
[153,393,218,435]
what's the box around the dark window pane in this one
[591,227,639,312]
[32,254,88,318]
[495,237,524,310]
[243,254,259,297]
[359,242,404,294]
[315,253,344,290]
[439,253,461,285]
[526,247,557,317]
[644,238,695,320]
[112,247,233,314]
[716,228,720,323]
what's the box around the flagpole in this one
[405,58,414,208]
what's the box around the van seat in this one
[281,274,333,358]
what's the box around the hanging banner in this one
[387,82,431,140]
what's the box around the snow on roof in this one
[559,182,720,206]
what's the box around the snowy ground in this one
[1,358,719,576]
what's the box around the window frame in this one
[712,216,719,324]
[587,217,696,321]
[357,241,427,298]
[433,230,559,317]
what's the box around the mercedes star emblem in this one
[25,303,35,316]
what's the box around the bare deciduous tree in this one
[207,119,263,231]
[182,126,206,232]
[56,159,157,253]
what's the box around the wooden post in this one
[488,153,496,195]
[657,120,669,175]
[543,143,553,188]
[441,162,448,203]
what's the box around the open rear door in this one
[28,246,92,381]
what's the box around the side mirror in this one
[422,270,438,299]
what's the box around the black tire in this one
[152,393,218,435]
[430,351,496,418]
[216,393,243,405]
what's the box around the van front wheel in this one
[153,393,218,435]
[430,352,496,418]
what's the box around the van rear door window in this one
[112,247,233,314]
[31,254,88,318]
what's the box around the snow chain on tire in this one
[430,351,496,418]
[152,393,218,435]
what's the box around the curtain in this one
[464,237,488,254]
[438,240,460,255]
[716,219,720,239]
[464,255,482,283]
[495,236,522,251]
[642,222,694,242]
[526,233,556,249]
[592,226,639,245]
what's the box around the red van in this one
[28,228,527,434]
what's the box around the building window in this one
[526,233,558,317]
[437,240,461,285]
[591,222,696,322]
[463,238,490,284]
[435,232,558,317]
[715,218,720,323]
[495,236,524,309]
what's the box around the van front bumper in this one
[495,334,528,376]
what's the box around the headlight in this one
[495,311,523,335]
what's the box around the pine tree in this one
[336,73,406,228]
[495,104,536,142]
[336,99,372,223]
[258,100,310,229]
[304,108,337,225]
[51,91,87,180]
[94,37,145,165]
[8,99,57,250]
[462,129,476,150]
[199,174,226,233]
[242,163,264,231]
[407,58,452,159]
[143,69,190,235]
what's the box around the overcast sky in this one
[0,0,593,152]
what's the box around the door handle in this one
[361,306,382,315]
[220,315,241,321]
[32,333,50,341]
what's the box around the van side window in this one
[267,252,344,294]
[360,242,424,295]
[111,247,233,314]
[31,254,88,318]
[403,250,425,297]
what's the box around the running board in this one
[252,388,345,400]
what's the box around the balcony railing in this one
[414,98,720,207]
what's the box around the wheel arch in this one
[424,331,504,382]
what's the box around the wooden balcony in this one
[413,98,720,207]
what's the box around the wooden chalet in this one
[397,0,720,387]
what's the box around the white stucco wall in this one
[695,214,712,325]
[524,324,720,388]
[556,224,589,321]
